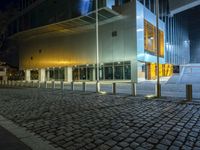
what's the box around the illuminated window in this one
[144,20,164,57]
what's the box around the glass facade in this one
[72,61,131,81]
[46,68,64,81]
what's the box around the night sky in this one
[0,0,19,11]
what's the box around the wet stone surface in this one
[0,88,200,150]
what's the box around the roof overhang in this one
[9,7,123,40]
[169,0,200,16]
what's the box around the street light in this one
[96,0,100,92]
[156,0,161,97]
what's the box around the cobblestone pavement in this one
[0,88,200,150]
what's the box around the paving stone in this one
[168,145,180,150]
[135,137,146,144]
[105,140,117,147]
[130,142,139,148]
[110,145,122,150]
[156,144,168,150]
[141,142,154,149]
[118,141,129,148]
[1,88,200,150]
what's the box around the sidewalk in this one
[0,126,31,150]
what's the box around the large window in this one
[31,70,38,80]
[114,62,123,80]
[47,68,64,81]
[144,20,164,57]
[80,66,86,80]
[72,61,131,81]
[104,63,113,80]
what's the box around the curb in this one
[0,115,61,150]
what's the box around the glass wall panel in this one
[104,63,113,80]
[124,61,131,80]
[87,67,94,81]
[47,68,64,81]
[30,70,38,80]
[80,67,86,80]
[114,62,123,80]
[73,67,79,81]
[49,69,54,80]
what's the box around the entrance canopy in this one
[10,7,123,40]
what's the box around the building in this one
[0,62,7,82]
[0,62,19,82]
[8,0,191,82]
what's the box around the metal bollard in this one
[112,83,116,94]
[61,81,64,90]
[71,81,74,91]
[82,82,86,92]
[131,82,136,96]
[96,81,100,93]
[155,83,161,98]
[186,84,192,101]
[52,81,55,89]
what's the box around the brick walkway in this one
[0,88,200,150]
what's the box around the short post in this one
[155,83,161,97]
[71,81,74,91]
[61,81,64,90]
[32,81,34,87]
[131,82,136,96]
[186,84,192,101]
[156,83,161,98]
[82,82,86,92]
[96,81,100,93]
[112,83,116,94]
[52,81,55,89]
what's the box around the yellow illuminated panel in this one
[159,30,164,57]
[147,63,173,80]
[144,20,164,57]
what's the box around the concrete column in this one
[39,69,46,82]
[131,60,138,83]
[93,68,96,81]
[46,70,50,81]
[3,76,7,83]
[64,67,72,82]
[25,70,31,81]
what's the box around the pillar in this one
[93,68,96,81]
[131,60,138,83]
[25,69,31,81]
[46,69,50,81]
[39,69,46,82]
[64,67,72,82]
